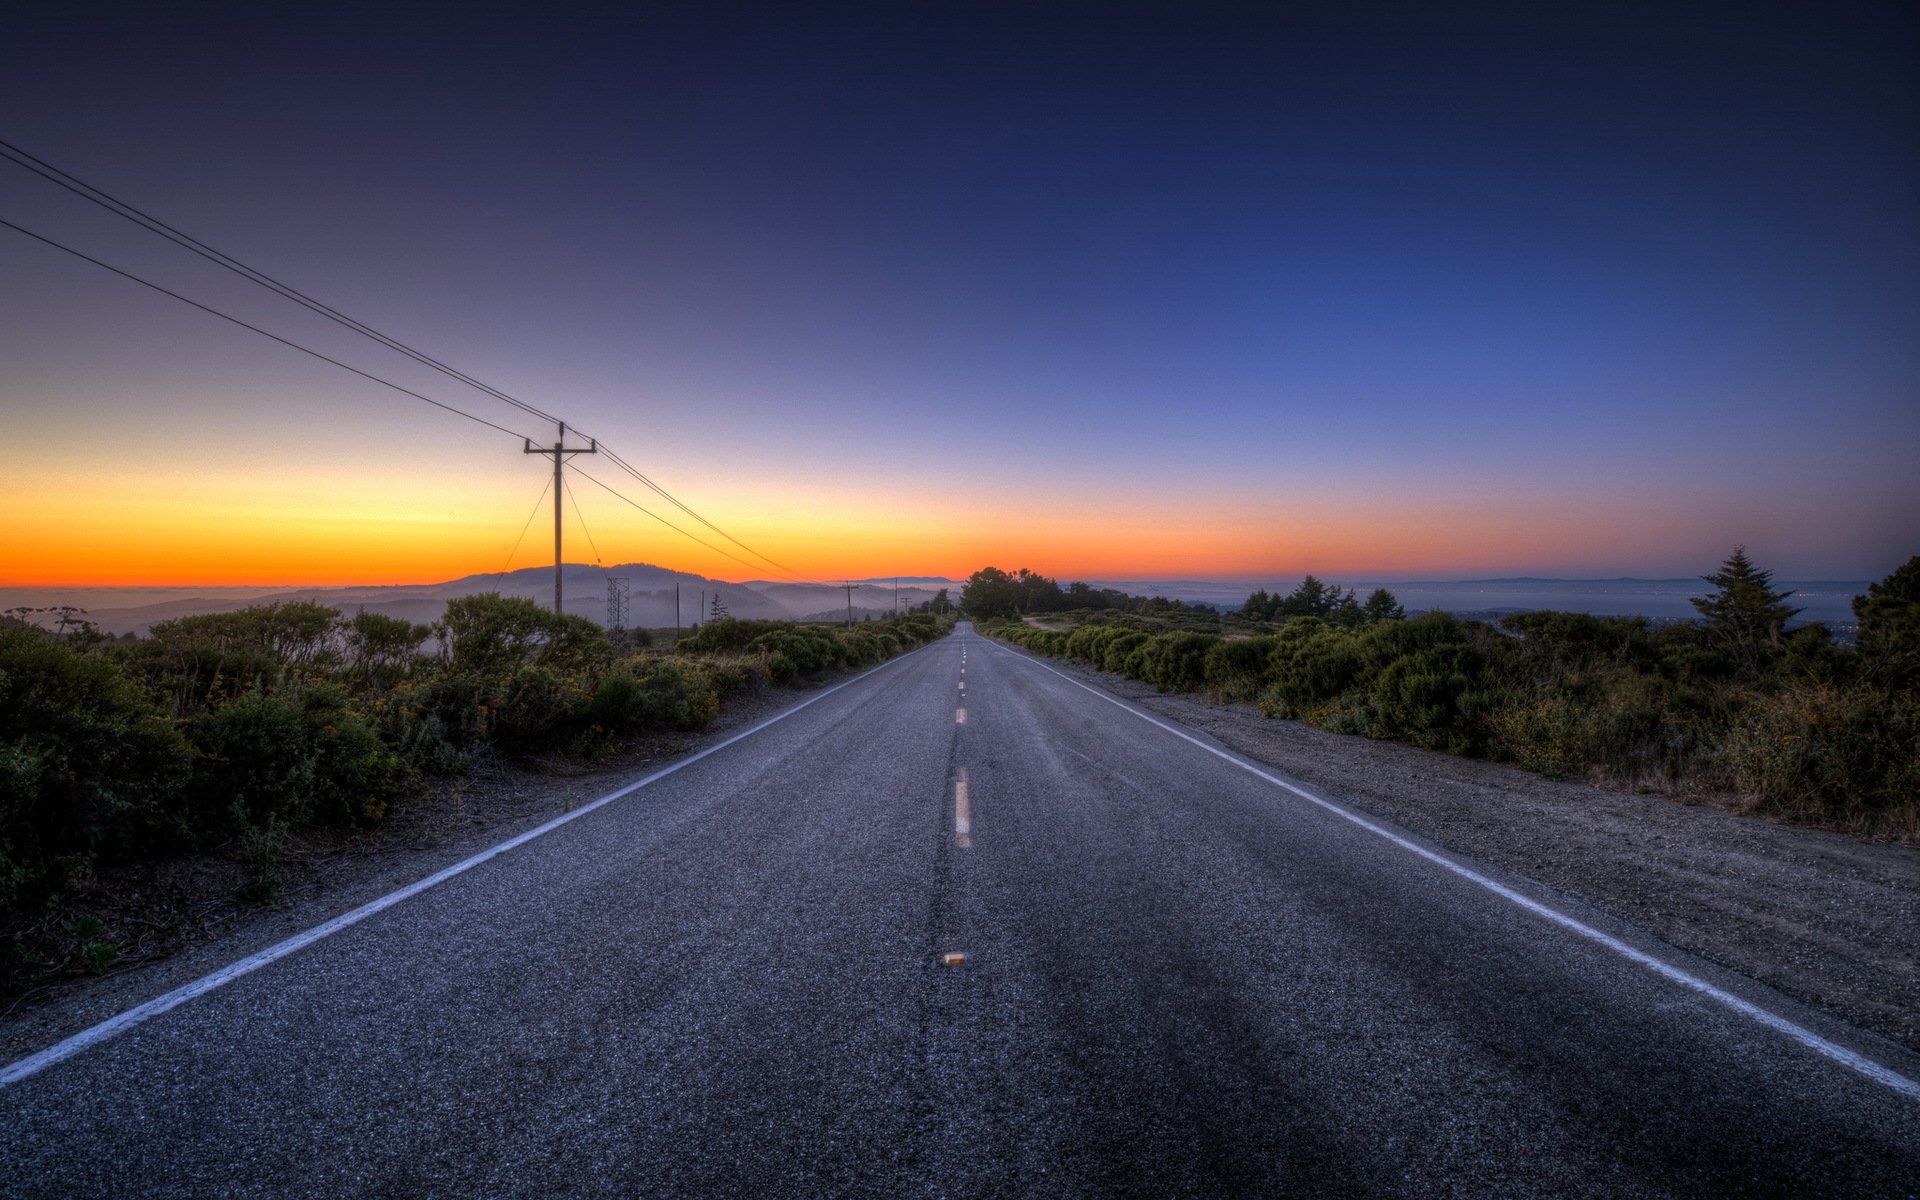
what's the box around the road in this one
[4,622,1918,1197]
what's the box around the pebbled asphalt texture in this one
[3,623,1918,1197]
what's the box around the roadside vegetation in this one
[974,551,1920,842]
[0,597,948,991]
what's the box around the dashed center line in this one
[954,768,972,849]
[956,707,967,724]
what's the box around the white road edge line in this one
[0,640,943,1090]
[984,636,1920,1102]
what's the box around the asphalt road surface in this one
[4,623,1918,1197]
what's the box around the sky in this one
[2,0,1915,587]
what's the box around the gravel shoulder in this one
[1025,651,1920,1054]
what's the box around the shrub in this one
[344,610,430,687]
[678,618,790,655]
[1500,611,1653,671]
[764,650,800,686]
[1203,637,1276,703]
[1260,620,1364,718]
[186,681,417,836]
[1365,643,1493,753]
[439,593,608,678]
[1721,683,1920,835]
[1133,632,1219,692]
[1488,668,1669,781]
[0,628,191,921]
[633,658,722,731]
[589,670,649,732]
[749,627,842,675]
[300,683,417,825]
[1102,632,1151,673]
[488,664,594,748]
[187,687,316,835]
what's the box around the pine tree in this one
[1853,555,1920,684]
[1282,575,1331,618]
[1362,588,1405,624]
[1691,546,1799,652]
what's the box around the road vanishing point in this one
[4,623,1918,1197]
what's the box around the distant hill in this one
[0,564,946,635]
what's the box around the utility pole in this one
[842,581,856,628]
[523,420,597,615]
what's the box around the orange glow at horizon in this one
[4,471,1685,588]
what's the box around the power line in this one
[567,463,819,583]
[579,440,825,584]
[7,206,816,582]
[500,475,554,574]
[562,473,602,565]
[2,139,818,585]
[0,215,536,442]
[0,137,561,427]
[3,145,827,584]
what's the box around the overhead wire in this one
[576,440,826,584]
[0,216,537,441]
[562,475,602,565]
[1,141,834,583]
[500,476,554,574]
[0,137,560,427]
[567,463,816,583]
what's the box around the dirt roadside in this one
[5,642,1917,1065]
[1024,651,1920,1054]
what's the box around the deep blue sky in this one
[3,1,1915,583]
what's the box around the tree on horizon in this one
[1692,546,1799,654]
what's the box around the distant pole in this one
[523,420,597,615]
[843,581,855,627]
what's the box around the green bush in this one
[1203,637,1276,703]
[980,579,1920,839]
[187,687,316,835]
[1133,632,1219,692]
[677,618,791,655]
[1260,620,1365,718]
[439,593,609,678]
[1366,643,1494,753]
[1501,611,1653,671]
[1102,632,1151,673]
[0,628,191,921]
[1488,668,1668,781]
[748,627,841,675]
[634,658,722,731]
[488,664,594,748]
[300,683,417,825]
[590,658,723,733]
[764,650,800,686]
[1721,684,1920,834]
[187,681,418,835]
